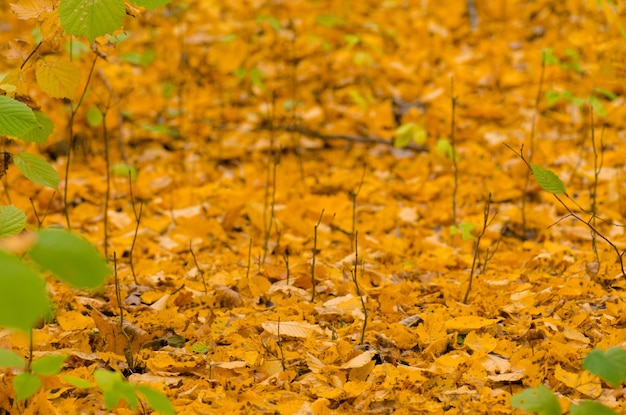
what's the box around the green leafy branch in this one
[506,143,626,278]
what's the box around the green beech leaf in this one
[436,138,455,159]
[570,401,618,415]
[583,348,626,387]
[530,163,565,195]
[510,384,561,415]
[59,0,126,43]
[0,96,37,139]
[0,250,49,332]
[0,349,25,369]
[542,48,559,65]
[394,123,426,148]
[14,372,42,401]
[136,385,176,415]
[94,369,138,410]
[13,152,60,189]
[21,111,54,144]
[450,222,476,241]
[545,90,562,105]
[29,229,110,289]
[111,163,138,180]
[316,14,344,27]
[61,375,94,389]
[190,341,208,353]
[86,107,103,127]
[31,354,67,376]
[0,205,27,238]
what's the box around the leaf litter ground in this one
[2,0,626,414]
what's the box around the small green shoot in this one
[394,122,426,148]
[450,221,476,242]
[87,106,103,127]
[111,163,138,180]
[0,352,67,401]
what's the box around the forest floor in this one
[2,0,626,414]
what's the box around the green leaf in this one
[588,95,607,117]
[189,341,208,353]
[21,111,54,144]
[436,138,455,159]
[14,372,42,401]
[66,39,90,59]
[510,384,561,415]
[0,205,27,238]
[344,34,361,46]
[594,87,617,100]
[530,163,565,195]
[94,369,138,411]
[13,152,60,189]
[120,49,155,67]
[349,90,367,110]
[139,123,179,137]
[86,107,103,127]
[61,375,94,389]
[256,15,281,31]
[31,354,66,376]
[570,401,618,415]
[132,0,172,10]
[394,123,426,148]
[354,51,373,67]
[250,68,265,89]
[233,68,246,79]
[545,90,562,106]
[59,0,126,43]
[0,349,25,369]
[29,229,110,289]
[111,163,138,180]
[316,14,345,28]
[0,96,37,139]
[583,348,626,387]
[136,385,176,415]
[162,82,175,99]
[542,48,559,65]
[0,250,49,332]
[450,222,476,241]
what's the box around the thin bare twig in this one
[463,194,494,303]
[352,231,367,345]
[218,124,429,152]
[128,173,143,285]
[189,241,207,294]
[311,209,325,302]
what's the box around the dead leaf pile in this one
[1,0,626,414]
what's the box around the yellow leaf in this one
[465,331,498,353]
[35,56,80,99]
[445,316,500,333]
[262,321,324,339]
[10,0,54,20]
[554,364,602,398]
[56,309,94,331]
[340,350,377,369]
[2,69,29,96]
